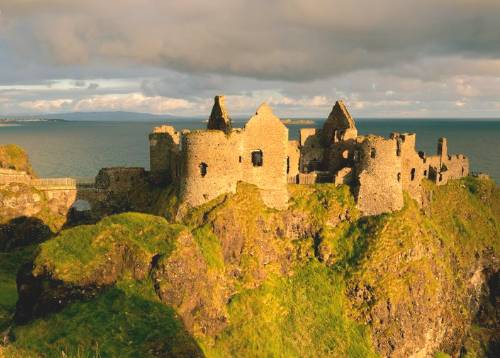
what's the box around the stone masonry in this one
[149,96,469,215]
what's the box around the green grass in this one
[192,225,225,271]
[204,260,377,357]
[1,177,498,357]
[0,246,37,332]
[0,144,35,176]
[8,283,201,357]
[33,213,186,285]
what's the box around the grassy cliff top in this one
[1,177,498,357]
[33,212,187,285]
[0,144,35,176]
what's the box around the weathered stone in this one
[207,95,232,134]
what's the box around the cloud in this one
[1,0,499,81]
[73,93,192,113]
[0,1,498,117]
[20,98,73,112]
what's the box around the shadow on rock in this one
[0,216,53,251]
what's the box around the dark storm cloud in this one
[1,0,499,81]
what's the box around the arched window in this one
[370,148,376,159]
[199,162,208,177]
[251,150,263,167]
[411,168,416,181]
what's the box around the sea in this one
[0,119,499,182]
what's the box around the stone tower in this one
[321,100,358,145]
[207,95,232,133]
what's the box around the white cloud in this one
[73,93,193,114]
[20,98,73,112]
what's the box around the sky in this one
[0,0,499,118]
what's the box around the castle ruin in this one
[149,96,470,215]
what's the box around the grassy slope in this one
[0,246,37,332]
[1,213,200,358]
[0,145,34,176]
[0,178,498,357]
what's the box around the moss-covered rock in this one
[2,177,498,357]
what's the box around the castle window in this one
[370,148,376,159]
[251,150,263,167]
[396,141,401,156]
[397,172,401,182]
[239,156,242,163]
[199,162,208,177]
[286,156,290,174]
[342,150,349,159]
[423,170,428,177]
[461,167,464,175]
[411,168,416,181]
[439,173,443,182]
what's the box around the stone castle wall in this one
[391,133,425,203]
[299,128,324,173]
[287,140,300,182]
[146,97,470,216]
[241,105,288,209]
[149,125,182,185]
[179,130,241,207]
[95,167,148,193]
[177,104,289,209]
[354,137,404,216]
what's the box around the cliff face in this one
[1,177,498,357]
[0,147,74,251]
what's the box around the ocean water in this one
[0,119,499,182]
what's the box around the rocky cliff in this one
[0,175,498,357]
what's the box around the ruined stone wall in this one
[149,125,181,185]
[241,105,289,209]
[287,140,300,182]
[299,128,324,173]
[321,100,358,145]
[179,130,241,208]
[95,167,148,193]
[323,139,359,176]
[391,133,425,203]
[354,136,404,216]
[422,137,469,185]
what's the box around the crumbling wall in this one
[299,128,324,173]
[95,167,148,193]
[179,130,241,208]
[424,138,469,185]
[287,140,300,183]
[354,136,404,216]
[149,125,180,185]
[241,104,289,209]
[323,139,358,176]
[390,133,424,203]
[207,95,232,133]
[321,100,358,145]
